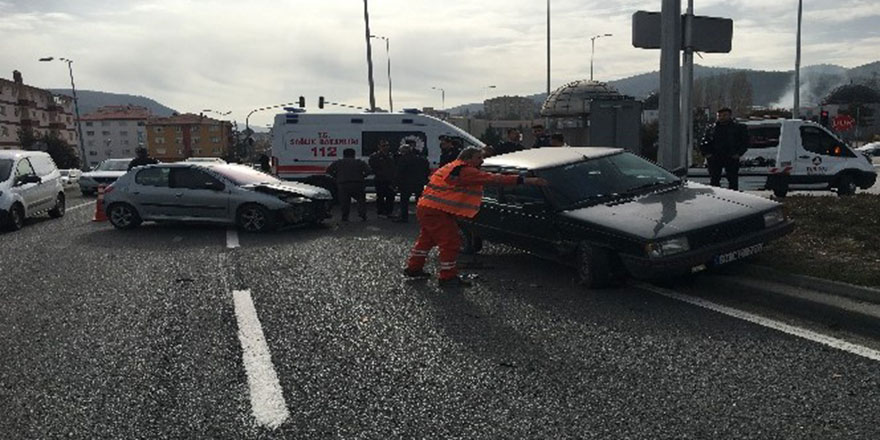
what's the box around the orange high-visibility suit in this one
[406,159,520,280]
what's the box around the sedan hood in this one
[559,182,780,240]
[82,171,127,179]
[244,181,332,200]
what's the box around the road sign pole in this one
[658,0,682,173]
[681,0,694,172]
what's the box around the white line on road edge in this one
[67,201,95,211]
[232,289,290,429]
[227,228,240,249]
[636,282,880,362]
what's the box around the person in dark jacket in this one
[393,144,430,223]
[327,148,371,221]
[127,147,159,170]
[369,139,396,217]
[495,128,524,155]
[438,136,461,167]
[531,124,551,148]
[258,153,271,173]
[699,107,750,190]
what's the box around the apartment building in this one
[0,70,79,150]
[81,105,151,167]
[484,96,539,120]
[146,113,233,162]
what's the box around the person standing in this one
[393,144,430,223]
[438,136,461,167]
[369,139,396,218]
[258,153,271,173]
[327,148,371,221]
[127,147,159,171]
[531,124,551,149]
[699,107,749,190]
[549,133,568,147]
[495,128,524,155]
[404,147,548,287]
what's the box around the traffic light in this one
[298,96,305,108]
[318,96,325,109]
[820,110,829,127]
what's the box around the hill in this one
[49,89,177,117]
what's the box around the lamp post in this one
[202,109,232,118]
[590,33,613,81]
[246,102,299,134]
[39,56,86,169]
[793,0,803,119]
[363,0,376,112]
[370,35,393,112]
[483,85,496,102]
[431,87,445,110]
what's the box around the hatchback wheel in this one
[576,243,613,289]
[5,203,24,231]
[108,203,142,230]
[48,193,66,218]
[237,204,275,232]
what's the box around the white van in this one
[0,150,66,231]
[270,110,484,191]
[689,119,877,197]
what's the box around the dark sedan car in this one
[459,147,794,287]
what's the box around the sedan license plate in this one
[713,243,763,266]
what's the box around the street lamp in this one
[483,85,497,102]
[202,109,232,118]
[589,33,613,81]
[39,56,86,169]
[370,34,393,112]
[431,86,445,110]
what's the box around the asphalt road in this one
[2,193,880,439]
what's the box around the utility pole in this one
[363,0,376,112]
[793,0,803,119]
[680,0,694,171]
[658,0,682,173]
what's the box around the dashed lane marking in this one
[67,201,95,211]
[232,289,289,429]
[637,282,880,362]
[227,228,240,249]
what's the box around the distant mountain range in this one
[449,61,880,114]
[49,89,177,117]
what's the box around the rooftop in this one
[148,113,227,125]
[81,105,152,121]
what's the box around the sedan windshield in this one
[210,164,280,185]
[539,152,680,208]
[0,159,12,182]
[96,160,130,171]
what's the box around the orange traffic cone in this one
[93,184,108,222]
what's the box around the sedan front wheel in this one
[576,243,613,289]
[237,204,275,233]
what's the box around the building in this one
[541,80,642,153]
[484,96,539,120]
[80,105,151,167]
[0,70,79,151]
[147,113,233,162]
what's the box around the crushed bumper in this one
[277,200,332,224]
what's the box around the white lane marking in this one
[67,201,95,211]
[227,228,240,249]
[636,282,880,362]
[232,289,290,429]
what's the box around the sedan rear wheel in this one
[237,204,275,233]
[108,203,142,230]
[576,243,613,289]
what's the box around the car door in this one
[130,166,173,219]
[494,182,558,257]
[29,155,60,210]
[168,167,230,221]
[12,158,42,213]
[793,126,852,189]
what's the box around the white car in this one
[856,142,880,165]
[79,158,133,195]
[184,157,227,164]
[0,150,66,231]
[59,169,82,188]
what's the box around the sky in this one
[2,0,879,128]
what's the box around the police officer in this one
[327,148,371,221]
[369,139,396,218]
[127,147,159,171]
[393,144,430,223]
[438,135,461,167]
[700,107,749,190]
[495,128,524,155]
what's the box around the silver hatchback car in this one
[103,163,332,232]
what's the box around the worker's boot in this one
[403,268,431,279]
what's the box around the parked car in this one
[102,162,332,232]
[184,157,226,164]
[856,142,880,166]
[0,150,66,231]
[458,147,795,288]
[59,169,82,188]
[79,158,133,195]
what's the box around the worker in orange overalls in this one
[404,147,548,287]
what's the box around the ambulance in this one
[688,119,876,197]
[270,109,484,193]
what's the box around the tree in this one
[729,72,753,116]
[17,127,37,150]
[41,132,80,169]
[639,121,659,161]
[479,124,502,146]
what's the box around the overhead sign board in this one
[632,11,733,53]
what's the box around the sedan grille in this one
[689,215,765,250]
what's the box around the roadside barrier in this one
[93,184,108,222]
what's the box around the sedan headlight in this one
[763,209,785,228]
[645,237,690,258]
